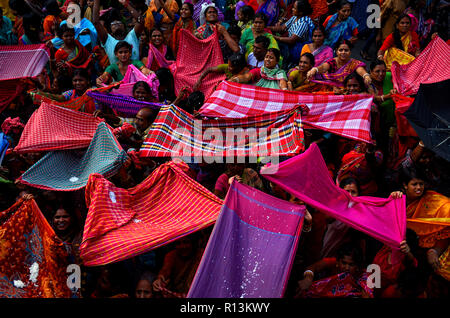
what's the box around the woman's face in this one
[336,43,351,61]
[298,55,312,72]
[338,4,352,20]
[337,255,359,275]
[404,178,425,201]
[205,7,218,23]
[370,64,386,83]
[292,2,299,16]
[72,75,89,93]
[237,8,244,21]
[264,51,278,68]
[62,31,75,46]
[253,17,265,33]
[135,279,153,298]
[53,208,71,232]
[134,86,151,101]
[397,16,411,34]
[343,183,359,197]
[180,3,192,19]
[346,78,362,94]
[116,47,131,63]
[312,29,325,46]
[151,30,164,47]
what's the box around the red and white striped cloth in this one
[391,36,450,96]
[0,44,50,80]
[14,102,104,153]
[80,160,223,266]
[199,81,374,143]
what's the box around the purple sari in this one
[311,45,334,67]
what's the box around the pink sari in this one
[146,44,175,71]
[311,58,366,87]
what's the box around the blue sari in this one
[256,0,280,26]
[324,14,358,49]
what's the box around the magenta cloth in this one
[171,29,225,99]
[261,143,407,252]
[199,81,374,143]
[108,64,159,98]
[0,44,50,80]
[214,173,229,193]
[391,36,450,96]
[187,180,305,298]
[146,44,175,70]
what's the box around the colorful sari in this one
[384,47,415,70]
[255,0,280,26]
[323,14,358,49]
[146,44,175,71]
[311,58,366,88]
[190,0,225,25]
[240,28,280,59]
[301,44,334,67]
[254,66,287,89]
[287,66,322,92]
[406,191,450,281]
[54,39,93,71]
[195,22,218,39]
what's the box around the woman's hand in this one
[427,249,441,271]
[306,67,317,80]
[228,175,242,185]
[390,191,403,199]
[152,275,168,292]
[399,240,411,254]
[363,74,372,86]
[296,276,313,294]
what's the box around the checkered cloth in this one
[199,81,374,143]
[80,160,223,266]
[139,103,304,158]
[14,102,104,153]
[391,36,450,96]
[0,44,50,80]
[18,122,128,191]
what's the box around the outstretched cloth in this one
[18,122,128,191]
[0,44,50,113]
[187,180,305,298]
[171,29,225,99]
[199,81,374,143]
[80,160,223,266]
[14,102,104,153]
[0,198,71,298]
[261,143,407,255]
[108,64,160,98]
[139,104,304,158]
[391,36,450,96]
[392,94,418,137]
[86,91,162,117]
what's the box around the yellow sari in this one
[407,190,450,280]
[384,34,415,70]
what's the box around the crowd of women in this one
[0,0,449,299]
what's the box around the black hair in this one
[227,24,242,40]
[149,27,164,38]
[267,48,281,61]
[155,68,176,102]
[300,52,315,66]
[114,41,133,54]
[370,59,387,71]
[254,12,268,26]
[43,0,62,16]
[343,72,367,92]
[238,5,255,21]
[133,81,152,94]
[335,38,354,50]
[204,5,218,16]
[57,23,75,39]
[228,52,247,71]
[393,14,412,51]
[72,68,91,81]
[254,35,270,48]
[400,166,427,187]
[337,243,364,266]
[187,91,205,111]
[339,176,361,193]
[312,24,327,37]
[295,0,313,16]
[338,0,353,9]
[181,2,194,15]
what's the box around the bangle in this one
[312,67,319,73]
[302,223,312,232]
[363,73,370,78]
[304,270,314,278]
[381,95,384,102]
[378,55,383,59]
[419,141,425,147]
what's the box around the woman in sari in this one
[143,28,175,72]
[170,2,195,55]
[300,25,334,67]
[254,0,284,26]
[229,48,287,89]
[287,53,322,92]
[269,0,315,68]
[377,14,420,69]
[146,0,179,40]
[54,24,93,76]
[240,12,279,60]
[0,8,17,44]
[236,5,255,31]
[323,0,359,49]
[307,40,372,94]
[187,0,225,25]
[390,168,450,297]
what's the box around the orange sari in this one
[407,190,450,280]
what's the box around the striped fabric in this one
[18,122,128,191]
[86,91,162,117]
[391,36,450,96]
[0,44,50,80]
[188,180,305,298]
[80,160,223,266]
[14,102,104,153]
[139,104,304,158]
[199,81,374,143]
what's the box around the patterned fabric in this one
[188,180,305,298]
[311,58,366,88]
[139,103,304,158]
[86,91,162,117]
[384,47,415,70]
[80,160,223,266]
[1,117,25,135]
[0,44,49,80]
[323,14,358,49]
[18,122,127,191]
[0,132,8,166]
[0,198,71,298]
[14,102,104,154]
[109,64,160,98]
[171,29,225,99]
[301,44,334,67]
[261,143,407,253]
[391,36,450,96]
[199,81,374,143]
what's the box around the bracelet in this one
[304,270,314,278]
[363,73,370,78]
[302,224,312,232]
[419,141,425,147]
[312,67,319,73]
[378,54,383,59]
[381,95,384,102]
